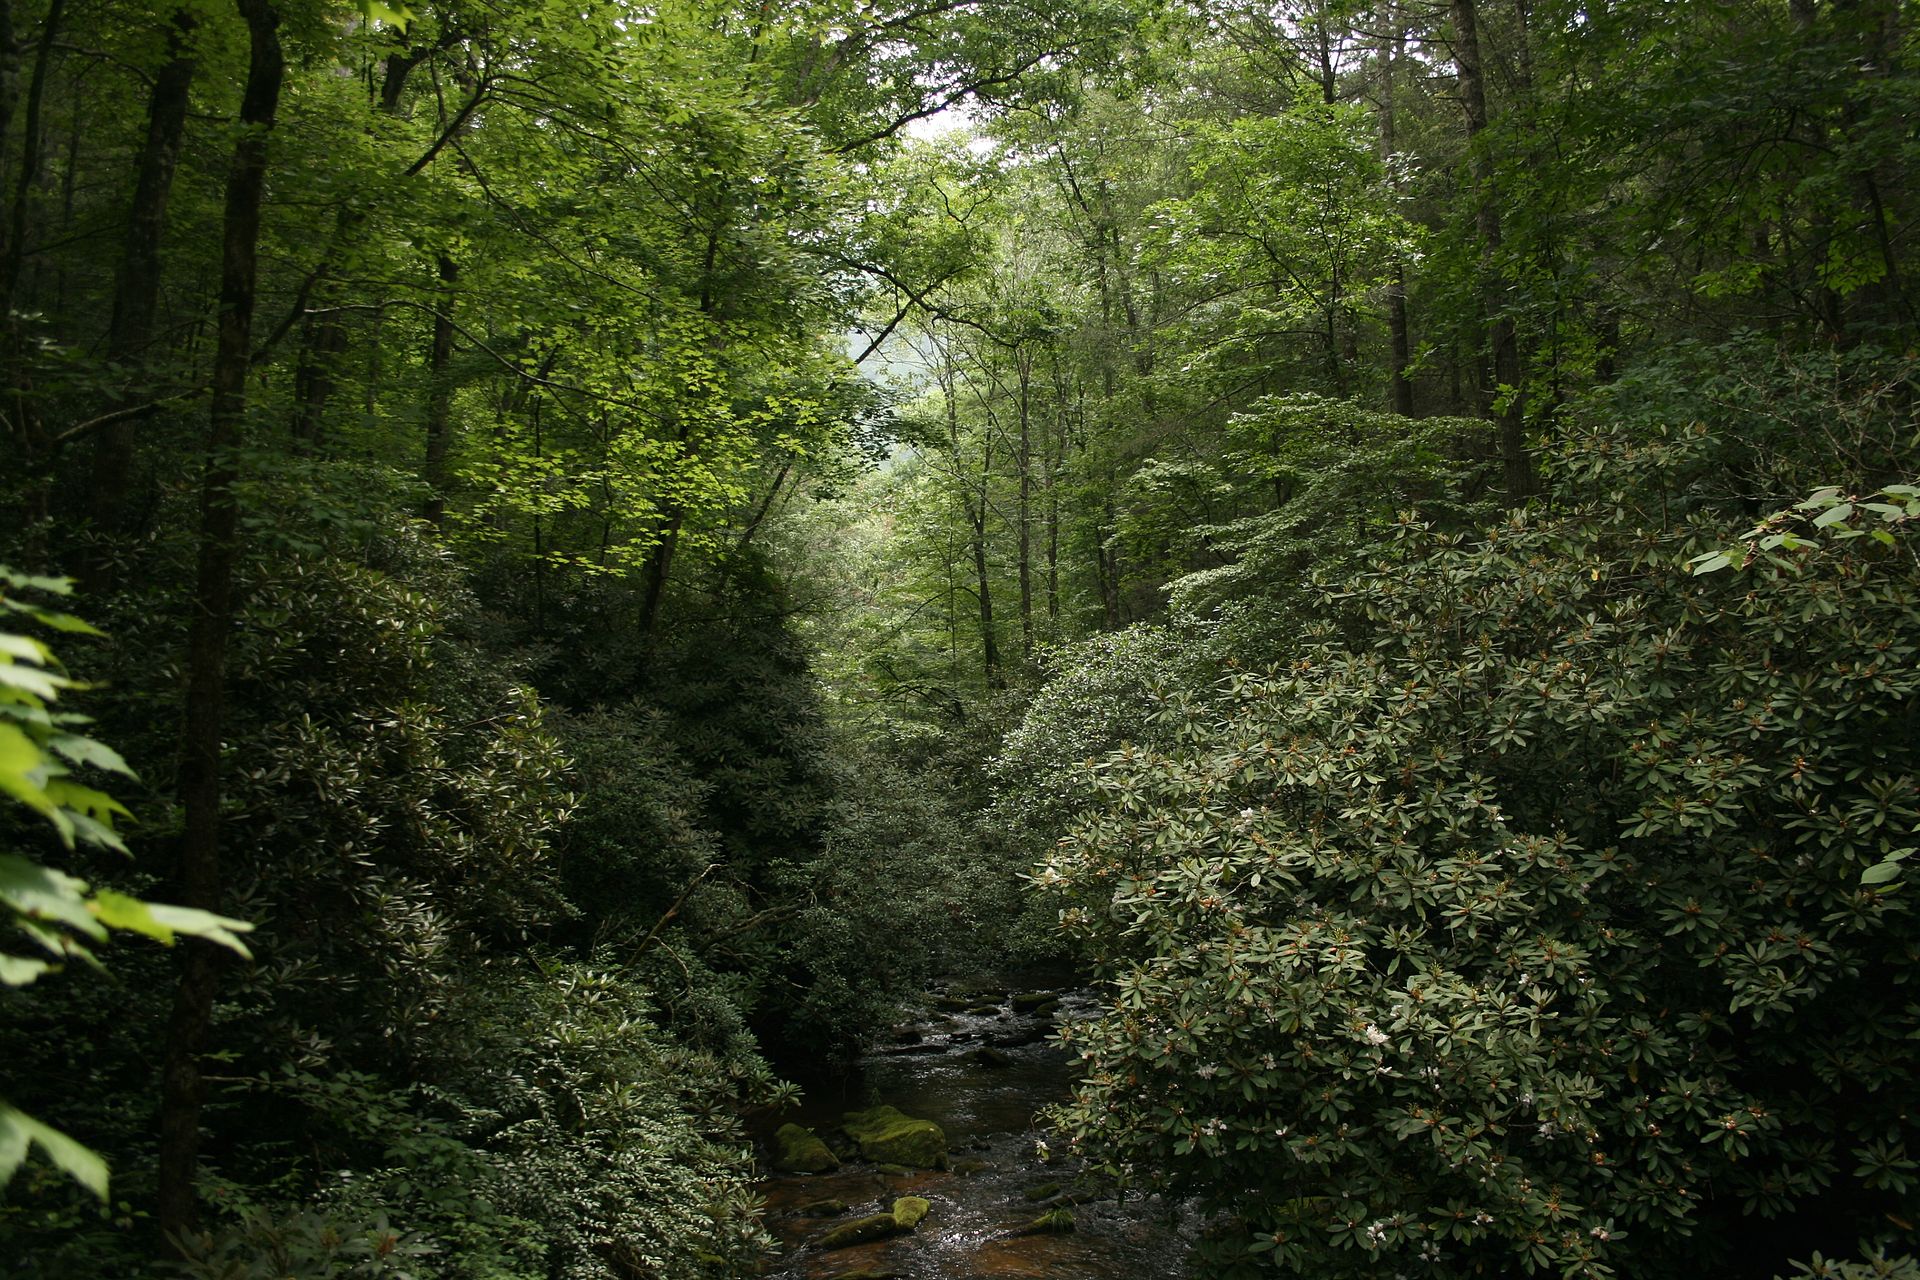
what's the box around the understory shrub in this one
[1041,472,1919,1278]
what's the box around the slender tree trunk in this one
[942,346,998,681]
[1,0,61,309]
[1015,346,1033,661]
[971,514,999,681]
[156,0,283,1244]
[1378,4,1414,416]
[3,0,65,554]
[422,254,457,525]
[638,510,682,638]
[1450,0,1532,498]
[286,39,442,453]
[93,10,196,529]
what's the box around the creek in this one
[757,984,1196,1280]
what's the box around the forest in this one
[0,0,1915,1276]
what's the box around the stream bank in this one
[757,982,1196,1279]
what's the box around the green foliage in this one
[442,961,775,1280]
[1166,395,1497,654]
[1,570,250,1202]
[1039,453,1920,1278]
[173,1207,440,1280]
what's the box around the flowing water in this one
[758,984,1197,1280]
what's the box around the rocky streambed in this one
[756,982,1196,1280]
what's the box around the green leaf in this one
[1811,502,1854,528]
[0,953,53,986]
[355,0,415,28]
[0,571,72,594]
[92,892,255,959]
[0,853,104,940]
[47,734,134,778]
[0,600,102,635]
[0,1103,108,1199]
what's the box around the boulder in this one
[815,1196,933,1250]
[841,1105,948,1169]
[772,1123,839,1174]
[1016,1209,1076,1236]
[816,1212,905,1250]
[794,1198,847,1217]
[892,1196,931,1229]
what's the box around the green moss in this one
[841,1105,948,1169]
[1025,1209,1076,1234]
[814,1196,932,1250]
[795,1198,847,1217]
[816,1212,905,1250]
[892,1196,931,1229]
[771,1122,839,1174]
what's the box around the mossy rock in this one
[842,1105,948,1169]
[815,1196,932,1250]
[772,1123,839,1174]
[816,1212,905,1250]
[794,1198,847,1217]
[892,1196,931,1229]
[1020,1209,1077,1235]
[1022,1181,1063,1202]
[1010,991,1057,1012]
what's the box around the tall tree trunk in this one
[942,346,998,681]
[287,39,446,453]
[1378,4,1414,416]
[94,9,195,531]
[4,0,66,554]
[1450,0,1532,498]
[1,0,61,309]
[1015,346,1033,661]
[422,253,457,525]
[156,0,283,1244]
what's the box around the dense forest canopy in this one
[0,0,1915,1277]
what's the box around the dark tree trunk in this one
[1015,346,1033,660]
[422,254,458,525]
[93,9,196,529]
[3,0,66,552]
[1378,5,1414,416]
[156,0,284,1244]
[1,0,61,309]
[1451,0,1533,498]
[637,510,682,638]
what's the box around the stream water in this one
[757,983,1197,1280]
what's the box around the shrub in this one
[1039,480,1919,1278]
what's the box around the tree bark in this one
[92,10,197,531]
[1378,3,1414,416]
[1451,0,1533,498]
[1015,345,1033,661]
[156,0,284,1244]
[422,253,458,525]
